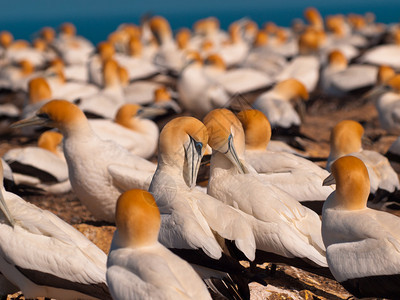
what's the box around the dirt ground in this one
[1,87,397,300]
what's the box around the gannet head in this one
[154,86,171,103]
[9,40,30,50]
[19,59,34,76]
[328,50,348,69]
[120,24,141,39]
[97,41,115,62]
[377,65,395,85]
[11,100,87,133]
[0,31,13,48]
[128,36,142,57]
[304,7,324,30]
[28,77,52,104]
[38,131,63,156]
[228,22,242,44]
[326,15,346,37]
[323,156,369,210]
[40,27,55,43]
[298,27,325,54]
[60,22,76,37]
[0,162,15,226]
[253,30,268,47]
[203,109,248,174]
[158,117,208,188]
[329,120,364,162]
[115,189,160,248]
[237,109,271,151]
[176,28,191,50]
[273,78,309,102]
[264,22,278,34]
[204,54,226,71]
[114,103,165,128]
[149,16,172,45]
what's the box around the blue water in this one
[1,0,400,44]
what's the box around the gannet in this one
[0,162,111,300]
[321,49,377,96]
[11,100,156,222]
[253,79,309,129]
[237,109,333,209]
[88,104,160,159]
[322,156,400,298]
[204,109,330,277]
[3,130,71,194]
[327,120,399,198]
[107,189,211,300]
[78,58,126,119]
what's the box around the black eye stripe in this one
[37,113,50,119]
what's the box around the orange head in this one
[237,109,271,151]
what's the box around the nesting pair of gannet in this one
[321,49,377,96]
[253,78,309,129]
[149,117,257,299]
[327,120,399,198]
[203,109,330,277]
[0,162,110,300]
[322,156,400,298]
[3,131,71,194]
[107,189,211,300]
[12,100,156,222]
[88,104,160,159]
[237,109,333,206]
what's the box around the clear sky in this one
[1,0,399,43]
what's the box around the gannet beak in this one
[323,173,336,186]
[184,136,203,188]
[0,189,15,226]
[10,115,49,129]
[293,97,306,122]
[138,107,167,119]
[224,134,247,174]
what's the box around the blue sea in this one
[1,0,399,44]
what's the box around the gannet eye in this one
[136,109,144,116]
[189,136,203,155]
[37,113,50,120]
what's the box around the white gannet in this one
[237,109,333,207]
[149,116,257,299]
[87,41,116,87]
[78,58,126,119]
[3,130,71,194]
[253,78,309,129]
[327,120,400,198]
[322,156,400,299]
[88,104,160,159]
[321,49,377,96]
[107,189,211,300]
[177,52,230,118]
[52,22,94,66]
[203,109,331,277]
[204,54,273,95]
[3,40,46,68]
[0,59,35,92]
[0,162,111,300]
[11,100,156,223]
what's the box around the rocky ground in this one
[1,86,397,300]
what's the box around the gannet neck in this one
[377,65,395,85]
[97,41,115,62]
[114,104,141,129]
[176,28,190,50]
[115,189,160,249]
[103,59,121,89]
[19,60,34,76]
[128,36,142,57]
[329,120,364,160]
[237,109,271,151]
[387,75,400,93]
[328,50,348,70]
[41,27,55,43]
[327,156,370,210]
